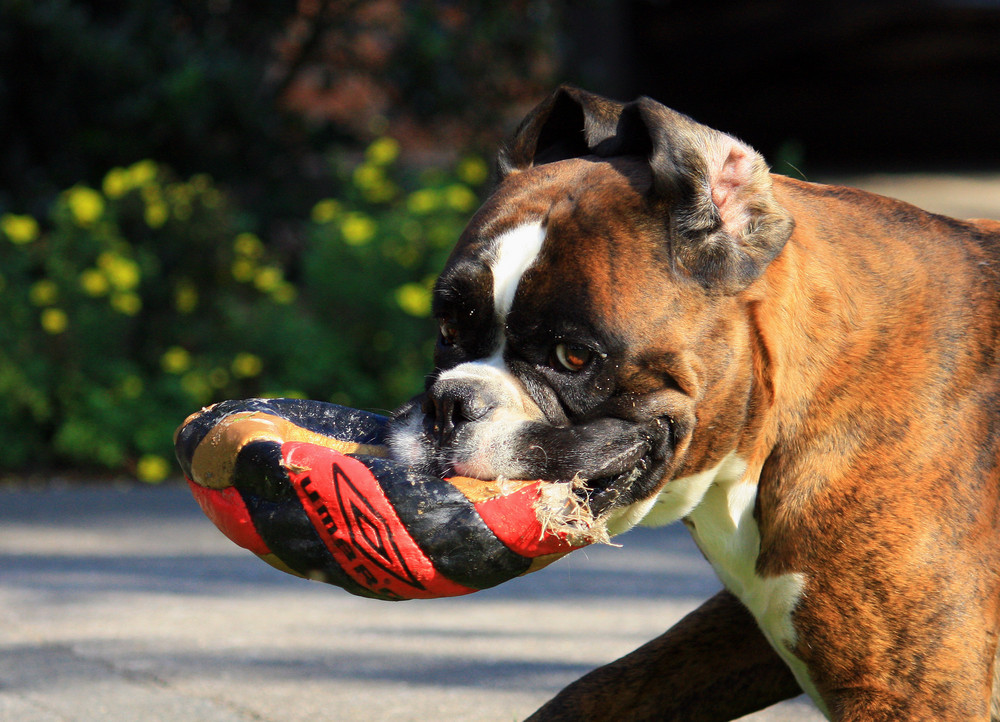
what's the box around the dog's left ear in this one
[498,85,649,171]
[499,86,794,293]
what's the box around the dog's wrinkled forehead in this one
[434,157,654,335]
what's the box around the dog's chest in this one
[665,464,828,715]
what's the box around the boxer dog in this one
[388,86,1000,720]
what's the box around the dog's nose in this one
[424,381,494,444]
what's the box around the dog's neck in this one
[747,176,909,456]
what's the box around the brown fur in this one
[528,173,1000,720]
[751,180,1000,719]
[428,87,1000,720]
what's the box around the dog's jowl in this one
[388,86,1000,721]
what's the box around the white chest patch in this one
[635,455,828,716]
[490,221,546,322]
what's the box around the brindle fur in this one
[530,172,1000,720]
[417,87,1000,720]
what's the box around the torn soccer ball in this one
[174,398,607,600]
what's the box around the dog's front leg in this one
[526,589,801,721]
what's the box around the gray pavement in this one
[0,483,823,722]
[3,173,999,722]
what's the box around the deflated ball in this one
[174,398,602,601]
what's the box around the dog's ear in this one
[499,87,794,294]
[633,97,794,293]
[498,85,648,173]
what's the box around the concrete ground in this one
[0,483,824,722]
[2,174,998,722]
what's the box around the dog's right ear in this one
[498,87,794,294]
[498,85,639,175]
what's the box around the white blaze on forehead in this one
[416,222,548,442]
[489,221,546,321]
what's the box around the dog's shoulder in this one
[771,174,1000,265]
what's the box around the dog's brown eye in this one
[553,342,592,372]
[439,318,459,346]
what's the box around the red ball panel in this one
[187,481,271,556]
[473,483,582,557]
[282,441,477,599]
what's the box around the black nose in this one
[424,380,495,445]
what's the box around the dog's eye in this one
[438,318,459,346]
[552,342,592,372]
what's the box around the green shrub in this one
[300,140,488,407]
[0,144,488,481]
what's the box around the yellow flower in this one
[340,212,377,246]
[174,280,198,314]
[40,308,68,334]
[406,188,439,215]
[102,167,130,199]
[144,201,168,229]
[231,258,256,282]
[457,156,489,186]
[231,352,263,379]
[253,266,282,293]
[80,268,110,297]
[1,213,40,244]
[353,163,383,190]
[136,454,170,483]
[444,183,478,212]
[29,280,59,306]
[110,292,142,316]
[101,161,158,200]
[233,232,264,258]
[364,181,398,204]
[395,282,432,317]
[97,252,141,291]
[353,164,397,203]
[161,346,191,374]
[311,199,341,224]
[127,160,158,188]
[65,186,105,227]
[365,137,400,166]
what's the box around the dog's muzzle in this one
[388,363,675,517]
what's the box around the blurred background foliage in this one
[3,0,999,480]
[0,0,559,480]
[0,150,485,481]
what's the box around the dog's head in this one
[389,87,793,530]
